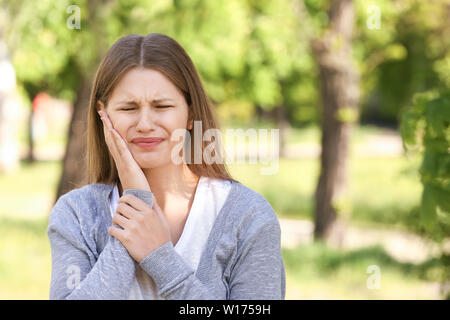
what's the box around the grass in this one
[0,160,62,219]
[0,160,61,299]
[0,216,51,299]
[283,242,443,299]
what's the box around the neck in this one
[118,163,199,210]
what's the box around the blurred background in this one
[0,0,449,299]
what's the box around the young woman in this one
[47,33,285,300]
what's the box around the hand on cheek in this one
[98,109,151,192]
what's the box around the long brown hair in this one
[85,33,235,185]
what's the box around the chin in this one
[134,154,168,169]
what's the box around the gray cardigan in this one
[47,180,286,300]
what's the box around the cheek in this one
[162,108,190,133]
[111,117,131,139]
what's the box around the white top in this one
[109,176,232,300]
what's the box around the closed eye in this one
[156,105,173,109]
[120,105,173,111]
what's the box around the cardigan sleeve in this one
[47,188,154,299]
[139,201,286,300]
[227,217,285,299]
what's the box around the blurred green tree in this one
[400,90,450,298]
[2,0,114,200]
[354,0,450,126]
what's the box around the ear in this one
[187,109,195,130]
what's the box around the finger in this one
[99,112,118,148]
[108,226,127,243]
[98,109,127,168]
[98,110,114,130]
[116,202,139,219]
[118,194,148,212]
[99,111,137,166]
[99,111,122,146]
[99,112,120,159]
[109,128,130,160]
[112,212,131,229]
[108,128,138,167]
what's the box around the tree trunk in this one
[255,105,263,122]
[53,0,110,203]
[274,106,290,158]
[54,77,91,202]
[311,0,359,244]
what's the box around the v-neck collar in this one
[172,175,205,248]
[99,177,239,204]
[97,177,242,245]
[102,176,222,245]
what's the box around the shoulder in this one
[227,181,280,236]
[48,183,111,229]
[231,181,276,216]
[52,184,108,212]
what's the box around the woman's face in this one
[99,67,192,169]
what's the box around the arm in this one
[228,218,286,299]
[47,189,152,300]
[139,206,285,300]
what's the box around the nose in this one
[135,108,157,132]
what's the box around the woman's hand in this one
[98,108,172,260]
[98,109,150,192]
[108,194,172,262]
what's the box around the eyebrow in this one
[113,98,175,107]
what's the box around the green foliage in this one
[335,107,359,124]
[354,0,450,125]
[2,0,320,124]
[400,90,450,243]
[3,0,450,126]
